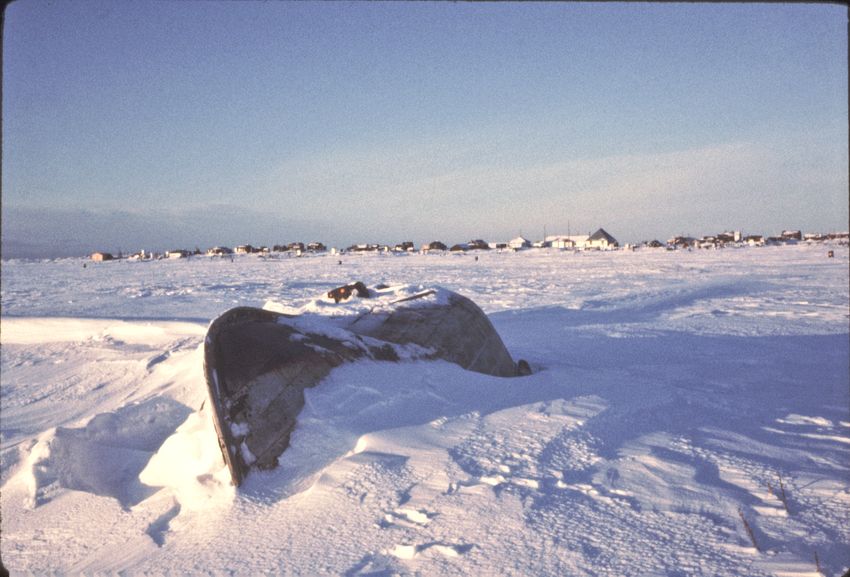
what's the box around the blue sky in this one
[2,1,847,257]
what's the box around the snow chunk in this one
[139,410,233,512]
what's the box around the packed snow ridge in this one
[1,244,848,575]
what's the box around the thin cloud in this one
[260,134,846,243]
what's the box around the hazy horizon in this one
[3,1,847,259]
[3,211,848,260]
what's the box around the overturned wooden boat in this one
[203,283,530,486]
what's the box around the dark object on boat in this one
[203,284,529,486]
[517,359,532,376]
[328,281,370,303]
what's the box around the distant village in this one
[89,227,850,262]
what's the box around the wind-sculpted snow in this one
[1,244,848,575]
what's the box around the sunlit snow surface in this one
[1,245,848,576]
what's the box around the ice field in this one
[1,244,848,575]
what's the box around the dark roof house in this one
[423,241,448,252]
[587,228,618,249]
[91,252,114,262]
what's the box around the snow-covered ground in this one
[2,244,848,576]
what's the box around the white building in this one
[546,235,589,250]
[508,236,531,250]
[545,229,617,250]
[586,228,619,250]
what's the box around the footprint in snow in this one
[380,507,435,528]
[389,541,474,560]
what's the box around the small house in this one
[467,239,490,251]
[508,236,531,250]
[716,233,738,247]
[586,229,619,250]
[546,235,590,250]
[422,241,448,252]
[667,236,696,249]
[129,249,153,260]
[347,243,380,252]
[91,252,114,262]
